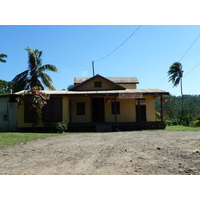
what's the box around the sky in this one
[1,0,200,196]
[1,25,200,96]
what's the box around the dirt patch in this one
[1,130,200,175]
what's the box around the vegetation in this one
[19,87,50,130]
[0,131,87,149]
[0,54,7,63]
[166,125,200,131]
[0,132,57,149]
[0,80,12,94]
[155,94,200,126]
[12,47,58,92]
[56,121,68,133]
[168,62,184,103]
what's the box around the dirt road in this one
[0,130,200,175]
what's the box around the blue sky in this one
[1,25,200,96]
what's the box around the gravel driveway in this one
[0,130,200,175]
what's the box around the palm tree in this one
[168,62,184,103]
[0,54,7,63]
[12,47,58,92]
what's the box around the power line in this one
[155,32,200,88]
[94,25,142,62]
[164,61,200,94]
[184,61,200,78]
[179,33,200,62]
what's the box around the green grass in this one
[1,126,200,149]
[0,132,58,149]
[166,125,200,131]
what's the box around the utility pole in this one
[92,61,95,76]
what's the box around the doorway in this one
[136,99,147,122]
[92,98,105,122]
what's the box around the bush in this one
[56,121,68,133]
[196,116,200,120]
[165,120,172,126]
[191,120,200,127]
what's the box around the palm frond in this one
[12,70,29,83]
[38,64,58,72]
[25,47,42,71]
[0,54,7,63]
[13,48,57,91]
[168,62,183,87]
[39,72,56,90]
[12,70,29,92]
[31,79,44,90]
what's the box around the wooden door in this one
[92,98,105,122]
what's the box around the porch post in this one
[114,95,117,123]
[160,94,163,121]
[69,100,72,123]
[138,99,141,122]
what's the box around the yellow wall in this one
[105,97,136,122]
[145,96,156,121]
[69,96,137,123]
[119,83,137,89]
[74,77,121,91]
[70,97,91,123]
[17,95,157,128]
[105,96,156,122]
[17,97,70,128]
[17,103,35,128]
[62,97,69,122]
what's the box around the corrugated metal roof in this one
[106,77,139,84]
[15,89,169,95]
[74,77,139,84]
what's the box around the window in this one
[112,102,120,114]
[77,102,85,115]
[42,97,62,122]
[136,99,146,105]
[94,81,102,87]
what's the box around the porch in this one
[67,121,166,132]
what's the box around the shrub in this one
[196,116,200,120]
[191,120,200,127]
[56,121,68,133]
[165,120,172,126]
[19,87,50,131]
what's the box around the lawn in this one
[0,132,58,149]
[1,126,200,149]
[166,125,200,131]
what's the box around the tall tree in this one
[12,47,58,92]
[0,54,7,63]
[0,80,11,94]
[168,62,184,103]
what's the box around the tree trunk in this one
[181,78,183,104]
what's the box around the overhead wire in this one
[163,62,200,94]
[184,61,200,78]
[94,25,142,62]
[155,32,200,88]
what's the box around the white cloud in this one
[80,70,89,76]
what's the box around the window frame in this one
[111,101,120,114]
[42,97,62,123]
[94,81,102,88]
[76,102,86,115]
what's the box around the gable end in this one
[70,74,126,91]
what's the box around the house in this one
[0,94,18,131]
[14,74,169,132]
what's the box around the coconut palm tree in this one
[12,47,58,92]
[168,62,184,103]
[0,54,7,63]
